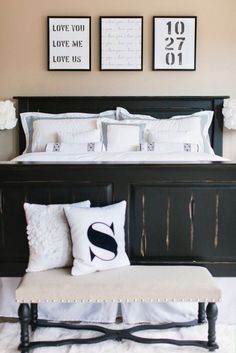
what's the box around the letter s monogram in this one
[87,222,118,262]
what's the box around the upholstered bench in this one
[16,266,221,352]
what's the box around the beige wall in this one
[1,0,236,160]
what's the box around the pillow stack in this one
[24,200,130,276]
[20,107,215,155]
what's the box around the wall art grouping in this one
[47,16,196,71]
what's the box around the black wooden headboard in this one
[14,96,228,156]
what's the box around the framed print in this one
[153,16,197,71]
[100,16,143,71]
[48,16,91,71]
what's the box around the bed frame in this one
[1,95,236,277]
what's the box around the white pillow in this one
[64,201,130,276]
[58,129,101,144]
[32,119,99,153]
[141,142,199,153]
[24,200,90,272]
[147,130,196,144]
[46,142,103,153]
[170,111,214,154]
[145,117,204,152]
[116,108,214,154]
[21,110,115,153]
[102,122,144,152]
[116,107,156,121]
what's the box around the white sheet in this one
[12,151,228,163]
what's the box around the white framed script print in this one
[48,16,91,71]
[100,16,143,71]
[153,16,197,71]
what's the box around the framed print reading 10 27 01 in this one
[100,16,143,71]
[153,16,197,71]
[48,16,91,71]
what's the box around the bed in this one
[0,95,236,279]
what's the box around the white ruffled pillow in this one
[64,201,130,276]
[24,200,90,272]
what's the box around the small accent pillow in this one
[64,201,130,276]
[24,200,90,272]
[57,129,101,144]
[46,142,103,153]
[141,142,199,153]
[102,122,144,152]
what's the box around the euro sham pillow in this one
[24,200,90,272]
[46,142,103,153]
[170,111,214,154]
[145,117,205,152]
[116,107,214,154]
[20,110,115,153]
[101,121,145,152]
[64,201,130,276]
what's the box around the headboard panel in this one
[14,96,228,155]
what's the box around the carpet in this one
[0,322,235,353]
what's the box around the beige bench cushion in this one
[15,265,221,304]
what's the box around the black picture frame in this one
[48,16,91,71]
[100,16,143,71]
[153,16,197,71]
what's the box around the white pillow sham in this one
[21,110,115,153]
[147,130,197,144]
[116,107,156,121]
[64,201,130,276]
[145,117,204,152]
[170,111,214,154]
[32,119,98,152]
[141,142,199,153]
[115,107,214,154]
[102,121,144,152]
[46,142,103,153]
[24,200,90,272]
[58,129,101,144]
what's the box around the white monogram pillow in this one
[24,200,90,272]
[64,201,130,276]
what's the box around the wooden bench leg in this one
[31,303,38,331]
[206,302,219,351]
[198,302,206,323]
[18,303,30,353]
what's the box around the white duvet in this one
[12,151,228,163]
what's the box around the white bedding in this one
[12,151,228,163]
